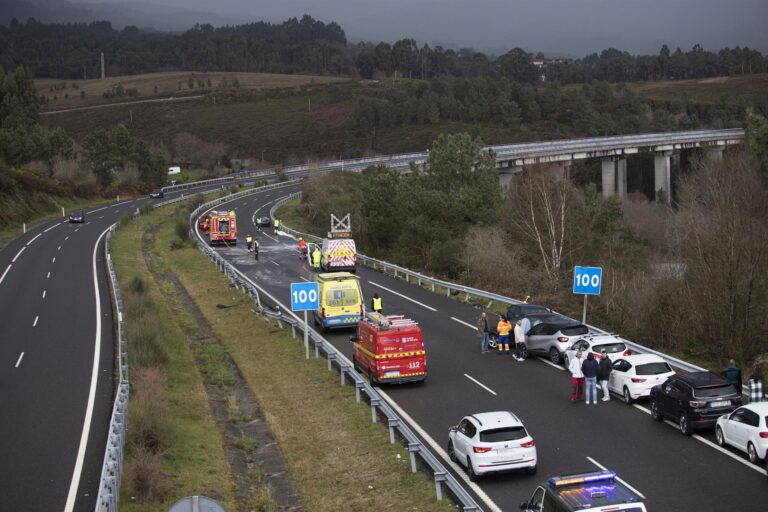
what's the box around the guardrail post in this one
[370,398,381,423]
[355,381,364,402]
[327,353,335,371]
[315,338,321,358]
[446,287,451,297]
[407,443,420,473]
[387,418,399,444]
[340,366,346,386]
[434,471,447,501]
[291,324,296,338]
[431,282,435,292]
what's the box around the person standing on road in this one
[496,315,512,354]
[569,351,585,403]
[748,364,765,403]
[273,218,280,234]
[371,293,383,314]
[476,312,490,354]
[312,246,321,270]
[582,352,599,405]
[598,349,612,401]
[721,358,743,395]
[253,237,260,260]
[245,234,253,252]
[513,319,526,362]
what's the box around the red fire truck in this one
[352,312,427,385]
[209,210,237,246]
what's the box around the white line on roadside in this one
[42,290,46,299]
[271,261,280,267]
[587,456,646,498]
[89,206,107,213]
[32,315,39,327]
[0,264,11,285]
[12,247,25,262]
[368,281,437,312]
[15,352,24,368]
[64,226,110,511]
[451,316,477,329]
[537,356,565,370]
[46,272,51,279]
[26,233,42,246]
[43,222,61,233]
[464,373,498,396]
[377,388,503,512]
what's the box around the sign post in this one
[290,282,320,359]
[572,266,602,324]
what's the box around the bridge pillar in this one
[616,158,627,199]
[654,151,672,203]
[499,166,523,188]
[601,158,616,197]
[706,145,725,161]
[548,162,572,181]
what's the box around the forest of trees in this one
[1,16,766,83]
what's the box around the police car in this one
[520,470,647,512]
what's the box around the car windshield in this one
[522,306,549,314]
[636,362,673,375]
[479,426,527,443]
[561,325,588,336]
[325,287,359,307]
[594,342,625,353]
[694,384,736,398]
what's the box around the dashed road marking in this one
[12,247,26,262]
[42,290,46,299]
[587,456,646,498]
[537,357,565,370]
[52,257,56,263]
[450,316,476,329]
[47,272,51,279]
[98,215,104,219]
[26,233,42,246]
[464,373,498,396]
[368,281,437,312]
[15,352,24,368]
[300,276,309,282]
[58,246,62,251]
[271,261,280,267]
[33,315,39,327]
[65,236,70,240]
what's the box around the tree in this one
[745,111,768,173]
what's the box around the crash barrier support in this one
[94,224,129,512]
[272,192,714,376]
[183,189,484,512]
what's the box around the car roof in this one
[466,411,523,429]
[741,402,768,414]
[529,313,572,324]
[675,371,732,387]
[544,470,643,510]
[510,303,549,311]
[616,353,668,364]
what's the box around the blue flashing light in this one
[549,470,617,488]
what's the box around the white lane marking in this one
[74,229,79,232]
[58,246,62,251]
[33,315,39,327]
[451,316,477,330]
[98,215,104,219]
[89,206,107,213]
[43,222,61,233]
[46,271,51,279]
[271,261,280,267]
[26,233,42,246]
[64,226,109,511]
[300,276,309,281]
[65,236,70,241]
[42,290,46,299]
[15,352,24,368]
[377,388,503,512]
[12,246,26,262]
[52,257,56,263]
[587,456,646,498]
[111,200,132,207]
[368,281,437,312]
[0,264,11,285]
[537,356,565,371]
[260,232,277,243]
[464,373,498,396]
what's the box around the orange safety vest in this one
[497,320,512,336]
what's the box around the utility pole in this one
[100,52,105,80]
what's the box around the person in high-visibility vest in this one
[371,293,382,313]
[273,219,280,234]
[312,246,321,269]
[496,315,512,354]
[245,234,253,252]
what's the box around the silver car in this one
[525,315,589,364]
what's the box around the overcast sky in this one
[89,0,768,56]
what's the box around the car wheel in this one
[488,336,498,349]
[748,442,758,464]
[715,426,725,446]
[623,386,633,405]
[467,458,479,482]
[679,412,692,436]
[650,398,663,421]
[447,440,457,462]
[549,348,561,365]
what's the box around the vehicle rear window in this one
[561,325,589,336]
[636,362,673,375]
[695,384,737,398]
[523,306,549,314]
[479,426,527,443]
[325,287,359,307]
[594,342,625,354]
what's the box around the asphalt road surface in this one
[202,186,768,512]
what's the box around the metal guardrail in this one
[186,187,483,511]
[272,192,712,376]
[95,224,129,512]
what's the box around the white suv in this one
[447,411,537,480]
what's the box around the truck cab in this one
[352,312,427,385]
[209,210,238,246]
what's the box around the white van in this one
[168,166,181,175]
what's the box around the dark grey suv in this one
[525,315,589,364]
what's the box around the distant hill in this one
[1,0,240,31]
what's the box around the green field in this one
[629,73,768,104]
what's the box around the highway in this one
[200,185,768,512]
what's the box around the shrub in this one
[128,275,146,295]
[124,446,169,503]
[128,316,168,367]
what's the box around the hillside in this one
[629,73,768,105]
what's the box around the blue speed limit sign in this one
[573,266,602,295]
[290,282,319,311]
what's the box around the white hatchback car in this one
[608,354,675,404]
[563,334,630,369]
[447,411,537,480]
[716,403,768,466]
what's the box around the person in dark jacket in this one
[581,352,600,405]
[598,349,612,401]
[721,359,743,395]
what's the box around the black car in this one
[149,189,164,198]
[506,303,552,323]
[650,371,741,435]
[257,216,271,227]
[68,211,85,223]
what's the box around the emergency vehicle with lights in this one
[313,272,363,331]
[208,210,237,246]
[520,470,647,511]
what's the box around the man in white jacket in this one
[513,319,526,362]
[569,351,585,402]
